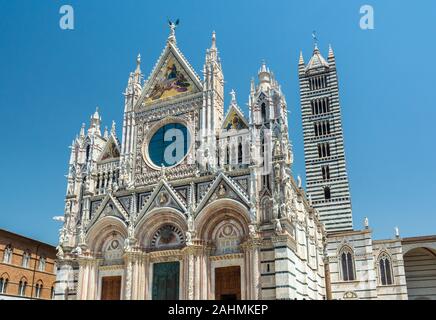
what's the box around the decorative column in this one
[140,253,150,300]
[77,256,100,300]
[241,236,262,300]
[182,244,203,300]
[124,249,143,300]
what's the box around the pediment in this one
[98,135,120,162]
[196,172,250,214]
[86,194,129,231]
[138,43,202,108]
[136,179,187,225]
[222,105,249,130]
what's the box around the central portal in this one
[152,261,180,300]
[215,266,241,300]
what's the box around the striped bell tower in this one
[298,43,353,232]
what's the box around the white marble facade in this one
[54,26,436,300]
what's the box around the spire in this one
[211,31,216,50]
[259,60,268,74]
[103,126,109,139]
[328,44,336,66]
[207,31,219,63]
[80,123,85,137]
[258,60,271,89]
[328,44,334,57]
[135,53,141,75]
[250,77,255,94]
[299,51,305,65]
[92,106,100,121]
[89,106,101,135]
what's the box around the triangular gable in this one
[138,42,202,108]
[98,135,120,162]
[86,194,129,231]
[222,104,249,130]
[195,172,250,215]
[136,179,187,225]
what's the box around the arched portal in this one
[196,199,251,300]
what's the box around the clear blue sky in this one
[0,0,435,245]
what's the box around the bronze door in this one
[101,276,122,300]
[215,266,241,300]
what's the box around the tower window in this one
[309,75,327,91]
[314,120,331,137]
[310,98,330,115]
[324,186,331,200]
[317,142,331,158]
[226,146,230,165]
[321,165,330,180]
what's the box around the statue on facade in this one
[274,163,281,182]
[56,245,64,259]
[78,225,87,247]
[187,211,194,232]
[274,219,283,234]
[185,231,193,245]
[249,224,257,238]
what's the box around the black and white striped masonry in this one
[298,44,353,232]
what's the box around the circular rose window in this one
[148,123,190,168]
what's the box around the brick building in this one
[0,229,57,300]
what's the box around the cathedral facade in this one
[54,26,436,300]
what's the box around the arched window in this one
[226,146,230,165]
[18,279,27,296]
[86,144,91,162]
[324,186,331,200]
[379,253,393,285]
[0,276,9,294]
[261,103,267,122]
[22,251,30,268]
[340,247,355,281]
[35,281,43,298]
[38,256,46,272]
[321,165,330,181]
[3,245,12,263]
[238,143,243,164]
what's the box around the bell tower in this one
[298,43,353,232]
